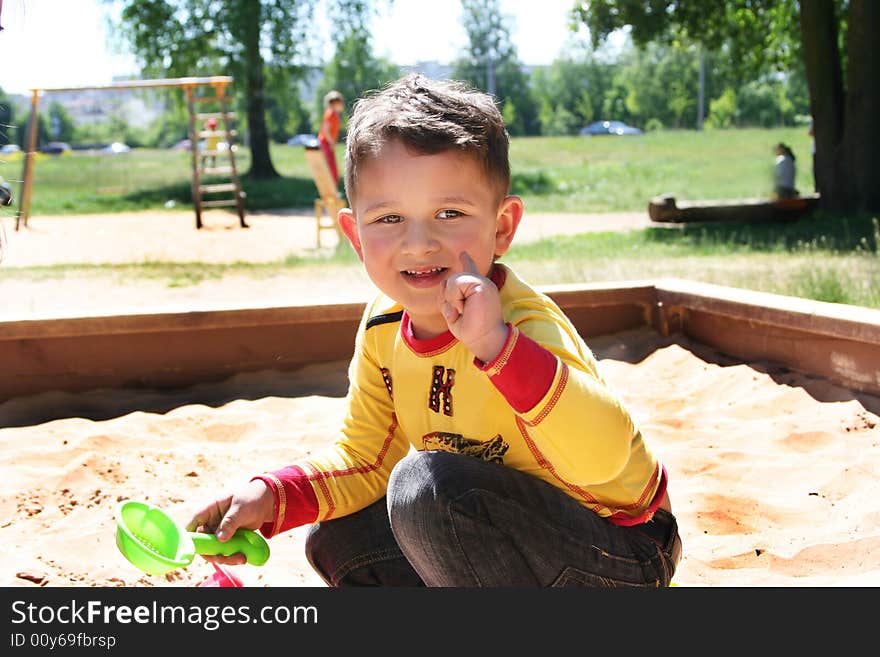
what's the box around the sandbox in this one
[2,279,879,587]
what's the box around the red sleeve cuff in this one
[251,465,319,538]
[474,325,558,413]
[608,464,669,526]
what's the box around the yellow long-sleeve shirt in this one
[255,264,666,537]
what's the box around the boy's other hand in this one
[442,251,509,364]
[185,479,274,565]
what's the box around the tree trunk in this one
[842,0,880,212]
[799,0,844,208]
[241,1,279,179]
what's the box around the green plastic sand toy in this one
[115,499,270,576]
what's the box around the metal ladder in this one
[184,81,248,229]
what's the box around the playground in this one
[2,209,879,586]
[2,76,878,591]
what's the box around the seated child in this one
[186,73,682,587]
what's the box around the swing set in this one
[15,75,247,232]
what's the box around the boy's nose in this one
[400,220,440,255]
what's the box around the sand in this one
[2,208,879,587]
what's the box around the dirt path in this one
[2,207,652,267]
[0,207,653,317]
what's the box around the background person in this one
[202,117,220,168]
[773,142,798,199]
[318,90,345,184]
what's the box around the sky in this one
[0,0,592,96]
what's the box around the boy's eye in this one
[437,209,463,219]
[377,214,403,224]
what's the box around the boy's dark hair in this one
[343,73,510,203]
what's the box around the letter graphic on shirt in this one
[429,366,455,416]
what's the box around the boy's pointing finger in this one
[459,250,481,275]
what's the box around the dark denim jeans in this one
[305,450,681,587]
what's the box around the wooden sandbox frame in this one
[1,279,879,403]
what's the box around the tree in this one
[109,0,317,178]
[531,46,614,134]
[572,0,880,212]
[47,102,77,144]
[315,0,399,131]
[452,0,539,135]
[0,88,20,147]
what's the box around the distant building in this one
[401,61,453,80]
[6,75,166,139]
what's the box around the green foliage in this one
[108,0,319,177]
[0,88,19,147]
[109,0,317,80]
[539,103,580,137]
[531,46,612,134]
[314,0,400,128]
[573,0,803,79]
[530,36,809,136]
[452,0,539,136]
[265,83,312,142]
[46,103,77,143]
[706,88,737,128]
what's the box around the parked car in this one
[101,142,131,154]
[0,177,12,206]
[287,133,319,148]
[1,143,21,156]
[39,141,72,154]
[579,120,643,136]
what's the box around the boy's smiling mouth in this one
[401,266,449,286]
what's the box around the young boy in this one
[187,74,681,587]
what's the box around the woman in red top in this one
[318,90,345,183]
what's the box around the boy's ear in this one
[493,195,524,257]
[337,208,364,261]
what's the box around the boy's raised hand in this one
[441,251,509,364]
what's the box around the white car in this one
[102,142,131,154]
[287,134,319,148]
[1,144,22,155]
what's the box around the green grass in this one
[8,127,812,216]
[504,213,880,308]
[5,144,331,216]
[5,211,878,309]
[4,127,878,310]
[508,127,814,212]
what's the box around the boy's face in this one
[338,139,522,337]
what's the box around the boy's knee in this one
[389,450,459,494]
[303,522,331,580]
[387,451,470,525]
